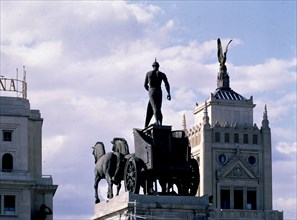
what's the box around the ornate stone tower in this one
[187,39,283,219]
[0,69,57,220]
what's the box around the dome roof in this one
[213,88,247,101]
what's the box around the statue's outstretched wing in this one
[218,38,232,65]
[217,38,224,64]
[224,40,233,57]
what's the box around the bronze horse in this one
[111,137,131,184]
[93,142,121,203]
[93,139,130,204]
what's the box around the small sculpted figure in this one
[35,204,52,220]
[144,59,171,127]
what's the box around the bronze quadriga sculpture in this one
[93,59,199,203]
[93,126,200,203]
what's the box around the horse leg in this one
[94,174,101,204]
[106,174,113,199]
[112,152,121,184]
[116,182,121,196]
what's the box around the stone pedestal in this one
[92,192,210,220]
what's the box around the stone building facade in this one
[0,74,57,219]
[186,67,283,219]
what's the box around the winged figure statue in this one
[217,38,232,66]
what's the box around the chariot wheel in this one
[188,158,200,196]
[124,156,141,194]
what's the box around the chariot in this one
[123,124,199,196]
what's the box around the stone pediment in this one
[217,154,259,180]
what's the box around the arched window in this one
[2,153,13,172]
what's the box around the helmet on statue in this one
[152,58,160,67]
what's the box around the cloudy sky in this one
[1,1,296,219]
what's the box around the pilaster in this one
[261,105,272,210]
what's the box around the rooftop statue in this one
[217,38,232,89]
[217,38,232,70]
[92,60,199,202]
[144,59,171,128]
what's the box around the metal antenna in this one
[16,68,19,96]
[23,66,26,82]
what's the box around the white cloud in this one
[128,3,162,23]
[275,142,297,155]
[43,135,68,155]
[231,58,296,94]
[2,41,62,66]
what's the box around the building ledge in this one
[208,208,283,220]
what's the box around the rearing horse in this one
[93,142,121,204]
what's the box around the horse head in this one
[92,142,106,163]
[111,137,130,156]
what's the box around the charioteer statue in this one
[144,59,171,128]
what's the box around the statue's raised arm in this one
[217,38,232,66]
